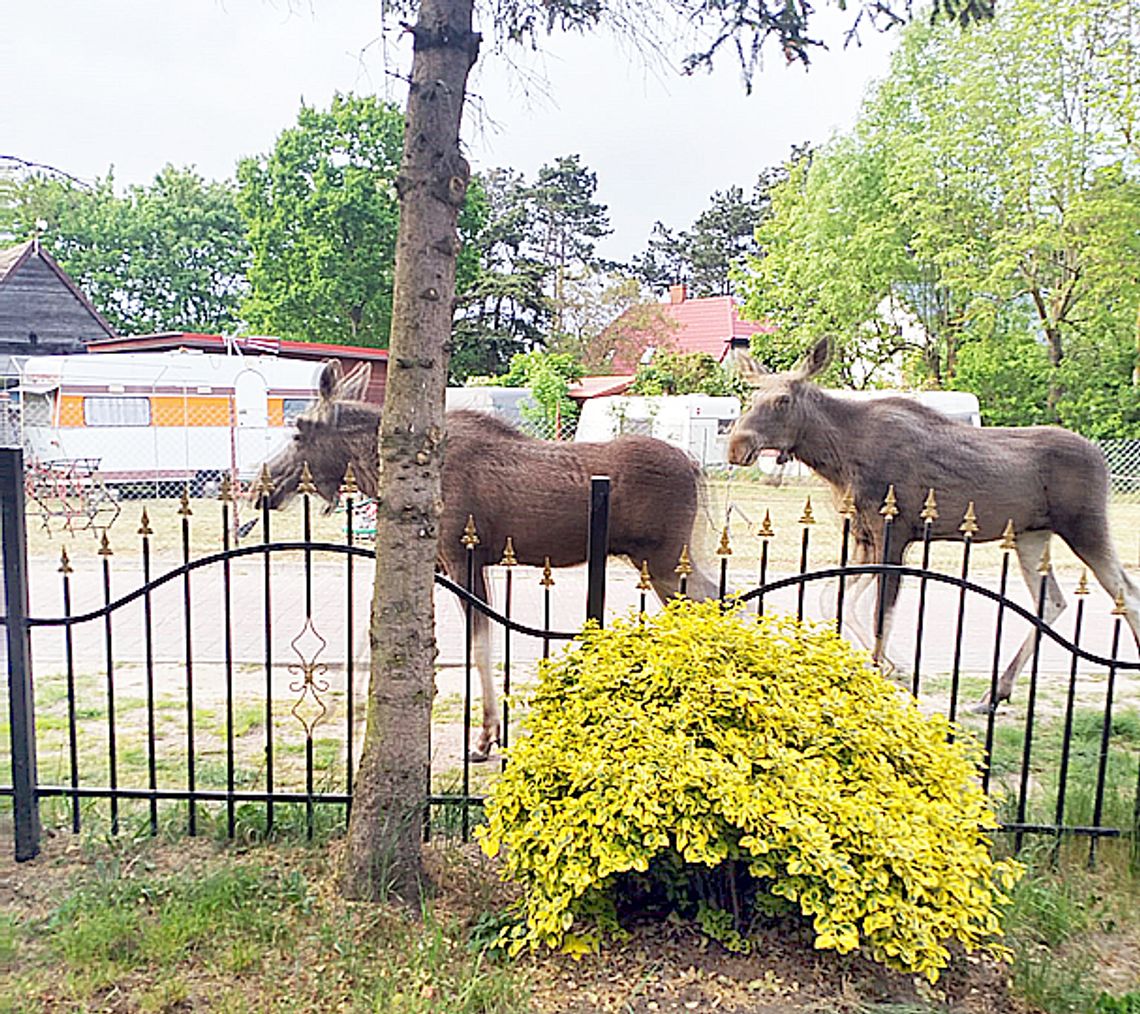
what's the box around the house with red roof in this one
[601,284,774,373]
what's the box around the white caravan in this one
[13,349,325,496]
[574,394,742,467]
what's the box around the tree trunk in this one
[340,0,480,902]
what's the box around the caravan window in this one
[84,396,151,427]
[619,417,653,437]
[282,398,315,424]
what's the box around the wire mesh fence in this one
[1101,439,1140,502]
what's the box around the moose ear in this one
[335,361,372,403]
[318,360,344,402]
[791,337,832,381]
[729,350,769,388]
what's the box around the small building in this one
[0,238,116,380]
[602,284,775,372]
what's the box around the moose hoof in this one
[469,732,499,763]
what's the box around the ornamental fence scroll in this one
[3,447,1140,868]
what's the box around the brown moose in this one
[728,337,1140,708]
[257,360,715,758]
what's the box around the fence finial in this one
[252,464,275,500]
[461,514,479,549]
[540,556,555,588]
[840,487,856,519]
[178,487,193,517]
[298,461,317,496]
[1037,539,1052,574]
[340,462,359,497]
[999,519,1016,551]
[637,560,653,591]
[98,531,113,557]
[799,497,816,525]
[138,508,153,537]
[757,510,774,539]
[920,488,938,523]
[717,526,733,556]
[500,537,517,567]
[880,485,899,520]
[58,546,72,574]
[1112,591,1127,616]
[219,473,233,503]
[960,500,979,536]
[674,544,693,578]
[1075,570,1090,596]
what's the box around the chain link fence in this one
[1100,439,1140,503]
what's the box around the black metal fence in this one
[4,446,1140,866]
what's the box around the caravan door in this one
[234,368,272,476]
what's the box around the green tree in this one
[742,0,1140,430]
[345,0,995,900]
[482,349,584,435]
[451,168,552,381]
[633,165,795,298]
[236,93,404,347]
[630,349,748,398]
[529,155,612,336]
[1,167,248,334]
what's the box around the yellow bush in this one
[477,599,1022,982]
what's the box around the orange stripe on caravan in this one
[60,394,240,427]
[267,398,284,427]
[150,396,232,427]
[58,394,84,427]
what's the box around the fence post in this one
[586,476,611,627]
[1,447,41,861]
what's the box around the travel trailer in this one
[13,349,327,497]
[828,388,982,427]
[574,394,742,467]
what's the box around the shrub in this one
[478,599,1022,982]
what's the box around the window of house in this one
[84,396,151,427]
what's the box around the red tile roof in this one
[605,286,774,371]
[567,374,636,401]
[657,293,774,360]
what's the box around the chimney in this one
[668,283,687,305]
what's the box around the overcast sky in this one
[1,0,899,262]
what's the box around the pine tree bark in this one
[340,0,480,902]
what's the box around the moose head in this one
[256,359,378,509]
[727,337,832,467]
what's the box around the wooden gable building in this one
[0,239,116,381]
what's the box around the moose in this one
[257,360,716,759]
[728,337,1140,708]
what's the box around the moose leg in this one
[643,546,718,603]
[828,572,877,649]
[1063,524,1140,651]
[467,564,500,762]
[977,530,1066,711]
[834,540,908,677]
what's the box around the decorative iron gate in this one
[4,446,1140,865]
